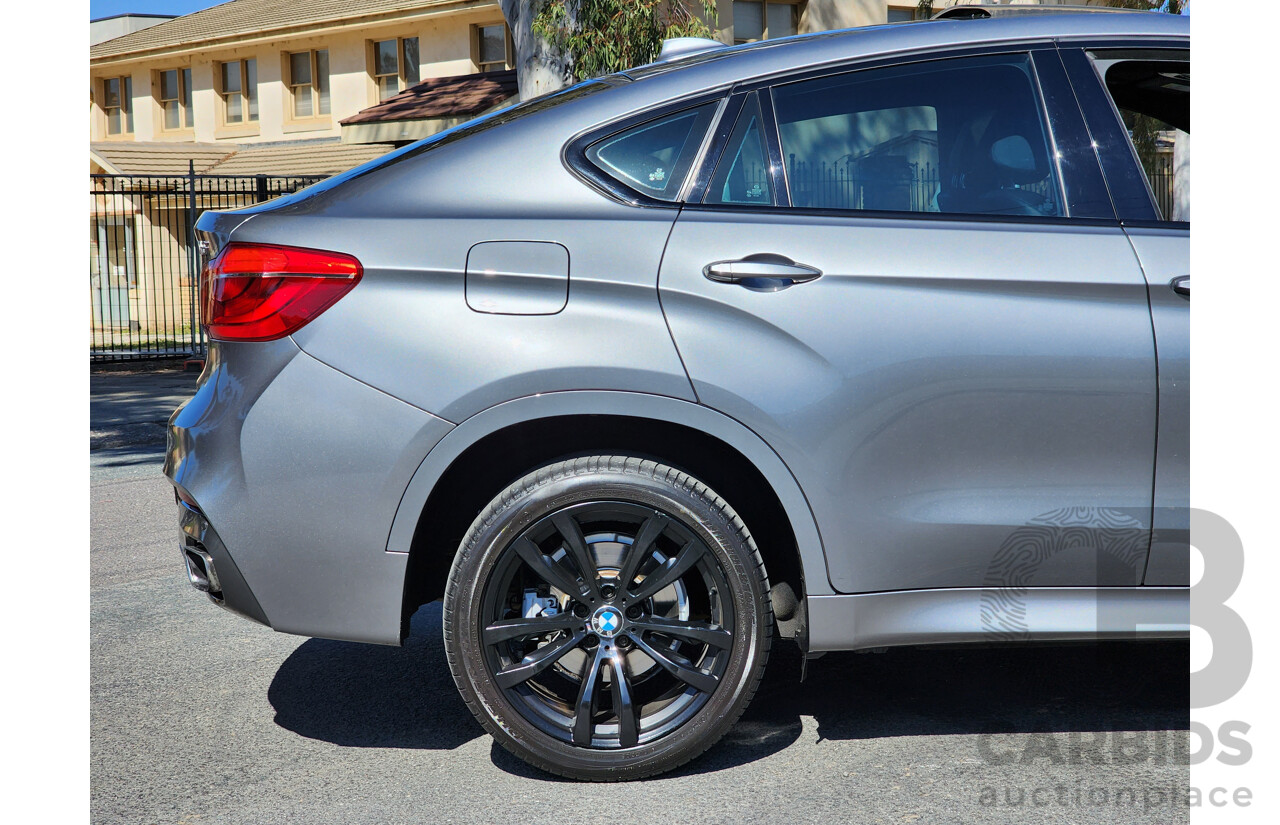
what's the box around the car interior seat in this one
[938,110,1055,217]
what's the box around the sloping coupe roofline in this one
[624,12,1188,83]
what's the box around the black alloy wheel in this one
[443,455,773,781]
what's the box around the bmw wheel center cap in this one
[591,606,622,638]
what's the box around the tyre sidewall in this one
[444,458,770,780]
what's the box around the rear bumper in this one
[164,338,453,645]
[176,496,270,627]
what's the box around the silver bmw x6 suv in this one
[166,12,1190,781]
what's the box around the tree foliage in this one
[533,0,719,81]
[1103,0,1184,11]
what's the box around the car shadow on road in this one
[787,639,1188,744]
[497,636,1187,782]
[268,603,481,751]
[269,602,1188,779]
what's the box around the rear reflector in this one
[200,243,362,341]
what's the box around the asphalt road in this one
[91,369,1191,825]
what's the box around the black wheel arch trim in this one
[387,390,829,627]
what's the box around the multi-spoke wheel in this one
[444,455,772,781]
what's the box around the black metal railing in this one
[775,155,1177,217]
[1145,152,1181,221]
[89,166,324,361]
[785,158,946,212]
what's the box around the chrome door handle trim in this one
[703,258,823,285]
[1171,275,1190,298]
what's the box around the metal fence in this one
[1146,153,1178,221]
[777,156,1176,217]
[90,167,324,361]
[786,158,946,212]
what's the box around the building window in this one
[372,37,420,101]
[288,49,330,118]
[474,23,512,72]
[103,76,134,135]
[218,59,258,124]
[733,0,798,44]
[158,68,194,130]
[887,6,924,23]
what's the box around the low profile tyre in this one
[443,455,773,781]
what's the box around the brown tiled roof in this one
[91,142,234,175]
[90,0,495,60]
[210,141,395,175]
[90,140,395,176]
[341,70,518,125]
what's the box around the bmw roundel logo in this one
[591,607,621,637]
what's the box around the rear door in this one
[658,48,1158,593]
[1059,44,1191,586]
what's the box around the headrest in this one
[989,134,1045,184]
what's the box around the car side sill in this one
[807,587,1189,653]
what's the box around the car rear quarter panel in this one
[167,339,452,644]
[229,87,704,423]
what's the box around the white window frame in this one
[102,75,134,136]
[371,37,421,102]
[287,49,330,120]
[473,23,513,73]
[217,58,258,126]
[157,67,194,132]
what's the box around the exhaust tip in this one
[182,544,222,597]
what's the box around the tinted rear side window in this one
[772,54,1065,218]
[585,103,718,201]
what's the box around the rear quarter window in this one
[584,103,719,201]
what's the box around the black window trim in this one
[692,44,1114,227]
[756,87,791,208]
[693,90,787,209]
[1057,42,1190,225]
[1031,47,1116,220]
[682,93,747,203]
[564,35,1186,227]
[563,42,1063,210]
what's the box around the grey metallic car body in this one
[166,13,1189,655]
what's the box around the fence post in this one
[187,159,199,358]
[255,174,269,203]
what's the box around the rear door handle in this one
[1171,275,1190,298]
[703,256,822,289]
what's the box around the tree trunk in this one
[500,0,575,100]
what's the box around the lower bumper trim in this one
[172,494,272,628]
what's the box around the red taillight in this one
[199,243,362,341]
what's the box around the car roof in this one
[624,13,1188,90]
